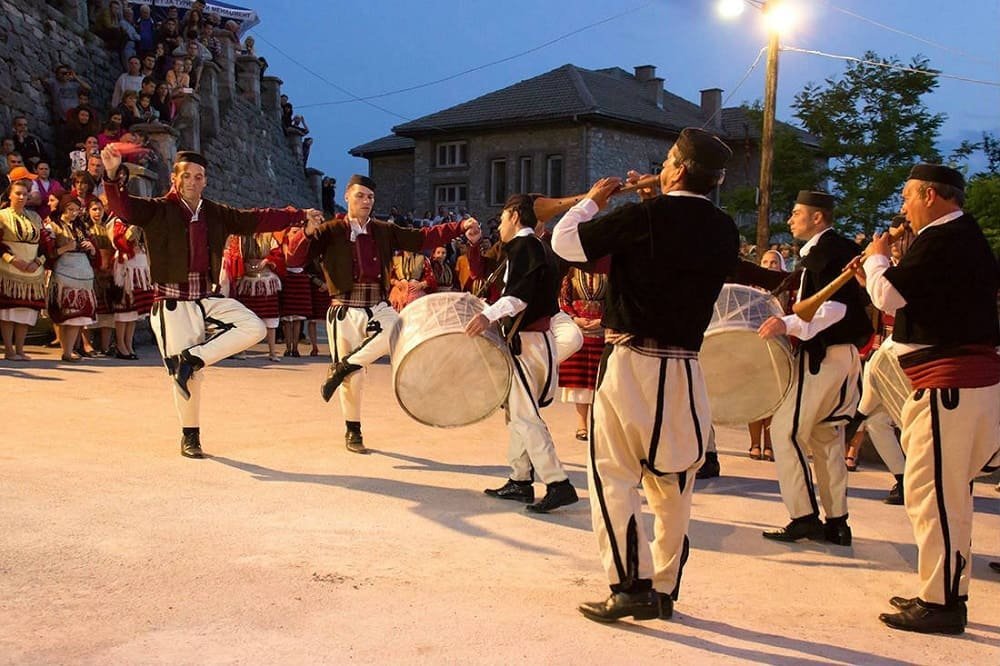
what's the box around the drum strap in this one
[476,258,508,299]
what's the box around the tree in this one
[951,132,1000,254]
[792,52,944,236]
[721,103,824,240]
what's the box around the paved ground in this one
[2,342,999,665]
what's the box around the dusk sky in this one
[243,0,1000,194]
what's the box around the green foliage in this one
[964,174,1000,255]
[792,52,944,236]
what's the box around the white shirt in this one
[780,227,848,341]
[348,217,371,242]
[480,227,533,322]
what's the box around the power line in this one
[287,2,654,110]
[781,45,1000,88]
[702,46,768,130]
[823,2,1000,67]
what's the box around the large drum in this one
[700,284,794,425]
[865,340,911,425]
[390,292,512,428]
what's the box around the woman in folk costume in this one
[45,193,99,362]
[110,212,153,360]
[558,266,607,441]
[220,232,285,361]
[84,198,117,355]
[429,245,458,292]
[278,226,313,357]
[0,176,48,360]
[388,249,436,311]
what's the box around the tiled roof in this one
[349,134,416,157]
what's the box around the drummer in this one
[758,191,872,546]
[465,193,578,514]
[310,175,480,454]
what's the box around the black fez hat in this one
[908,163,964,191]
[796,190,835,211]
[674,128,732,170]
[347,174,376,192]
[174,151,207,168]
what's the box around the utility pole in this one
[756,25,779,255]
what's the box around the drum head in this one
[394,332,511,428]
[700,329,793,425]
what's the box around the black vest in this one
[886,213,1000,347]
[502,234,559,335]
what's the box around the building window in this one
[546,155,564,198]
[436,141,468,168]
[519,157,532,193]
[490,159,507,206]
[435,183,468,209]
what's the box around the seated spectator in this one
[181,8,204,37]
[139,53,157,80]
[173,38,208,88]
[119,5,141,69]
[206,12,222,30]
[62,108,100,158]
[151,42,171,82]
[165,57,191,92]
[94,0,127,52]
[135,93,160,124]
[111,56,144,108]
[198,23,222,61]
[97,112,125,149]
[135,3,156,56]
[223,20,240,40]
[86,155,107,202]
[1,138,15,173]
[157,17,182,56]
[48,64,93,122]
[65,89,98,125]
[69,136,100,175]
[28,162,64,220]
[151,82,175,123]
[9,117,48,170]
[117,90,142,129]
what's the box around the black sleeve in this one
[577,200,649,260]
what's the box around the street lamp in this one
[717,0,796,255]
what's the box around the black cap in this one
[347,174,376,192]
[908,163,964,191]
[674,128,732,170]
[796,190,835,211]
[174,151,207,168]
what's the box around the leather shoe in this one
[696,452,720,479]
[345,429,369,455]
[889,596,967,622]
[990,562,1000,574]
[173,350,204,400]
[883,482,904,505]
[824,518,852,546]
[656,592,675,619]
[181,432,205,459]
[578,589,662,623]
[763,515,823,542]
[321,360,362,402]
[879,599,966,635]
[525,480,578,513]
[484,479,534,503]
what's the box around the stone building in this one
[350,63,819,220]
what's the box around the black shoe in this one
[763,515,824,542]
[696,452,720,479]
[526,479,579,513]
[883,482,904,505]
[181,432,204,459]
[578,589,662,624]
[173,350,204,400]
[889,596,968,621]
[484,479,534,503]
[345,429,369,455]
[990,562,1000,574]
[321,360,362,402]
[824,518,852,546]
[879,599,966,635]
[656,592,675,619]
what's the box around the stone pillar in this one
[198,61,221,141]
[284,127,305,164]
[124,164,160,198]
[213,30,237,107]
[305,168,324,210]
[171,90,201,152]
[235,55,261,107]
[261,76,283,125]
[130,122,179,194]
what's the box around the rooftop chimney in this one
[700,88,723,131]
[634,65,656,82]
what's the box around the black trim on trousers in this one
[590,344,627,584]
[643,358,668,475]
[685,359,705,462]
[669,533,691,601]
[929,389,956,605]
[538,332,554,408]
[790,350,821,518]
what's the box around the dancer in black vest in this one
[862,164,1000,635]
[759,191,872,546]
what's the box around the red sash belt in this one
[899,344,1000,389]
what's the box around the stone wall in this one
[368,153,413,216]
[1,1,319,210]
